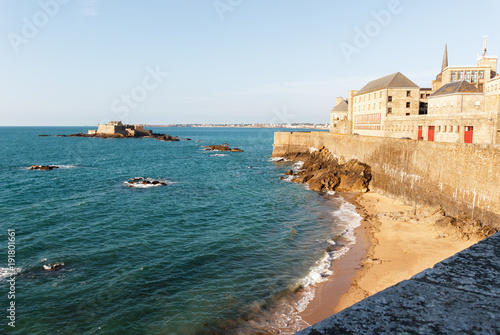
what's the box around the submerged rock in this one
[124,177,169,188]
[29,165,59,170]
[204,145,244,152]
[43,263,65,271]
[283,147,371,193]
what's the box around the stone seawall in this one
[273,132,500,230]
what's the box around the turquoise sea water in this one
[0,127,360,335]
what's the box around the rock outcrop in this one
[374,205,497,241]
[156,134,180,142]
[55,132,181,141]
[124,177,169,187]
[435,214,497,241]
[283,147,371,192]
[204,145,244,152]
[29,165,59,170]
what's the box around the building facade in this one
[330,39,500,144]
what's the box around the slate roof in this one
[430,81,482,97]
[355,72,419,96]
[331,100,348,112]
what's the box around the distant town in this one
[144,123,329,129]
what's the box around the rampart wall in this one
[273,132,500,229]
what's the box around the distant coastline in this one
[145,123,329,129]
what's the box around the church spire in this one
[441,43,448,72]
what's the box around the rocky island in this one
[49,121,182,141]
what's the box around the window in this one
[479,70,484,79]
[450,126,453,132]
[420,94,424,99]
[465,71,471,82]
[451,72,457,81]
[406,113,410,116]
[379,102,382,109]
[388,96,393,102]
[380,92,382,98]
[458,71,463,80]
[406,91,411,97]
[475,101,481,106]
[471,71,477,83]
[438,126,441,132]
[388,107,392,113]
[444,126,447,132]
[406,102,411,108]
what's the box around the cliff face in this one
[283,147,372,193]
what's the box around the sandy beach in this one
[300,191,479,327]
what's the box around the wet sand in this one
[300,191,478,327]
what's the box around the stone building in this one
[88,121,152,136]
[346,72,421,137]
[330,38,500,144]
[329,97,349,133]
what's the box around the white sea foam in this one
[0,267,21,279]
[211,154,228,157]
[281,175,295,182]
[293,161,304,170]
[270,157,292,162]
[124,178,172,188]
[295,199,362,306]
[327,190,336,195]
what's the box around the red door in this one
[418,126,423,140]
[464,126,473,143]
[428,126,435,141]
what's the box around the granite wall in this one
[273,131,500,230]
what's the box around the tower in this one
[442,43,448,72]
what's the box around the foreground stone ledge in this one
[295,232,500,335]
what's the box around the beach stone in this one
[296,232,500,335]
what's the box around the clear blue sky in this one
[1,0,499,126]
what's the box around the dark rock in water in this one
[156,134,180,142]
[285,147,371,193]
[43,263,64,271]
[125,177,169,188]
[204,145,244,152]
[29,165,59,171]
[38,134,50,137]
[184,138,192,141]
[285,170,294,176]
